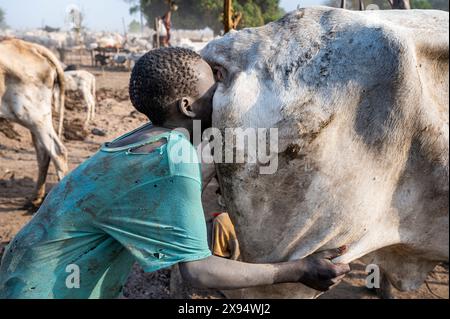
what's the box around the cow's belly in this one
[217,145,448,297]
[219,163,398,262]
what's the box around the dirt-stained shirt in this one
[0,123,211,299]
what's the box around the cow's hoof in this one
[22,198,43,213]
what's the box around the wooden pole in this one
[224,0,233,34]
[224,0,241,34]
[340,0,346,9]
[140,4,144,34]
[122,17,127,38]
[154,17,160,49]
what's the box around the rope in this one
[425,280,446,299]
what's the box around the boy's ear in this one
[178,97,196,118]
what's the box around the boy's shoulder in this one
[76,128,201,186]
[166,132,202,185]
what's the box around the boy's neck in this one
[162,120,194,143]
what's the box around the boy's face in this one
[185,59,217,130]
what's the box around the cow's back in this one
[362,9,448,117]
[0,39,58,89]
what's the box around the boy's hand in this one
[296,246,350,291]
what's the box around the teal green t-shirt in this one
[0,124,211,299]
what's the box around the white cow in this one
[0,38,68,207]
[64,70,96,125]
[201,7,449,298]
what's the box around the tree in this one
[235,1,265,28]
[125,0,146,33]
[254,0,285,23]
[413,0,448,10]
[0,7,7,29]
[129,19,142,33]
[65,5,85,33]
[125,0,284,34]
[412,0,433,9]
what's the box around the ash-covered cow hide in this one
[0,39,68,207]
[201,7,449,298]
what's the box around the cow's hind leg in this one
[27,113,68,207]
[82,87,95,126]
[29,132,51,208]
[34,121,68,181]
[7,85,68,208]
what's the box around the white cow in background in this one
[201,7,449,298]
[0,39,68,207]
[64,70,96,125]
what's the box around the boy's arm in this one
[179,247,350,291]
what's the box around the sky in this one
[0,0,325,31]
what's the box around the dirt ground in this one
[0,68,448,299]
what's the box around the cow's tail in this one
[36,45,65,137]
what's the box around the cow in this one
[201,7,449,298]
[0,38,68,208]
[64,70,96,125]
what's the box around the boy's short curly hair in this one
[129,47,202,125]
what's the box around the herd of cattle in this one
[0,7,449,299]
[0,27,214,50]
[0,27,214,67]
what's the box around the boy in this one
[0,48,350,299]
